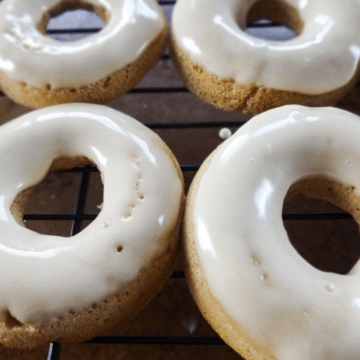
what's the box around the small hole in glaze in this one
[122,212,132,220]
[103,77,111,89]
[3,310,23,329]
[252,255,261,267]
[261,272,268,280]
[116,245,123,253]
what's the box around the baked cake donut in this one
[0,103,184,349]
[171,0,360,114]
[183,105,360,360]
[0,0,167,108]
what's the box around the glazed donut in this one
[183,105,360,360]
[0,103,184,349]
[171,0,360,114]
[0,0,167,108]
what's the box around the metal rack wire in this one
[1,0,360,359]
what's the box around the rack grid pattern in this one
[0,0,359,359]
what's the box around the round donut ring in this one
[0,0,167,108]
[0,103,184,349]
[183,105,360,360]
[171,0,360,114]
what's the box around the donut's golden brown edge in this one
[171,0,360,115]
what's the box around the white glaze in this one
[0,0,166,87]
[219,128,232,139]
[172,0,360,94]
[192,106,360,360]
[0,103,183,324]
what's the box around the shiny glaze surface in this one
[0,103,183,324]
[0,0,166,87]
[172,0,360,94]
[193,106,360,359]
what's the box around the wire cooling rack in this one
[1,0,360,359]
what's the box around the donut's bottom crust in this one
[183,153,360,360]
[2,152,184,349]
[0,26,167,109]
[170,38,360,115]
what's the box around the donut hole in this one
[39,0,107,42]
[10,156,104,237]
[283,177,360,275]
[243,0,303,41]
